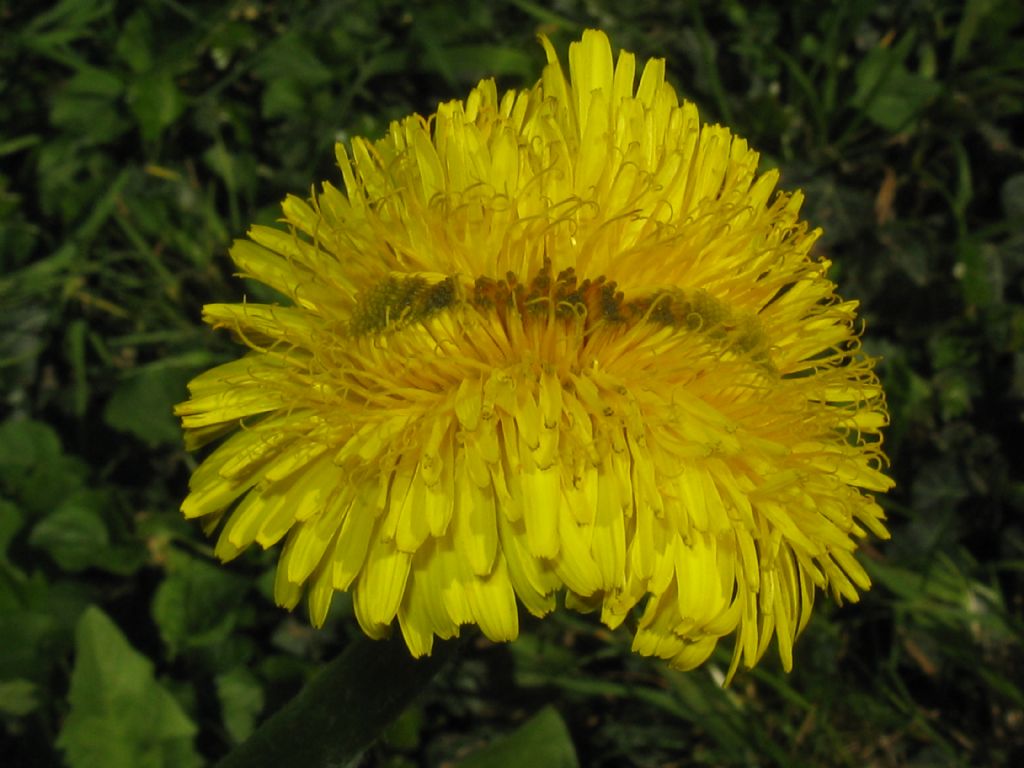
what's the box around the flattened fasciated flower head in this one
[177,30,893,678]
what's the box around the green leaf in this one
[852,39,943,132]
[0,572,61,681]
[1001,173,1024,228]
[953,0,1001,64]
[151,549,248,657]
[0,418,59,481]
[103,364,195,446]
[0,499,23,560]
[50,66,128,144]
[27,488,142,575]
[0,418,86,515]
[216,667,265,744]
[56,606,202,768]
[252,33,332,86]
[115,11,154,72]
[65,65,123,99]
[0,678,39,716]
[218,634,457,768]
[0,179,40,271]
[957,238,1004,310]
[261,77,306,120]
[202,143,257,195]
[27,499,98,573]
[29,490,109,571]
[425,44,535,82]
[22,0,113,52]
[455,706,579,768]
[127,69,185,143]
[382,704,425,751]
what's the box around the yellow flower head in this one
[177,30,893,678]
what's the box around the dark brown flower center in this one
[349,258,773,366]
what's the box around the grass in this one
[1,0,1023,766]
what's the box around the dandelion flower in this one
[177,29,893,677]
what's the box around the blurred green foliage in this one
[1,0,1022,766]
[57,606,203,768]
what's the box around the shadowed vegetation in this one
[1,1,1022,766]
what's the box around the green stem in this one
[217,633,457,768]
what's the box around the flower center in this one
[349,275,459,335]
[349,258,774,368]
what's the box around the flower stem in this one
[217,633,458,768]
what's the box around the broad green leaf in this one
[0,418,86,515]
[261,78,305,120]
[0,418,60,483]
[127,70,185,143]
[0,499,23,559]
[152,549,248,656]
[1001,173,1024,227]
[218,634,456,768]
[50,66,128,144]
[29,490,110,571]
[28,487,143,575]
[455,706,579,768]
[953,0,1001,64]
[430,44,535,81]
[0,608,57,682]
[115,11,154,72]
[207,19,259,61]
[0,570,64,681]
[851,39,943,132]
[103,364,195,446]
[856,65,942,132]
[382,704,425,751]
[957,238,1004,310]
[0,179,39,270]
[0,678,39,716]
[23,0,112,49]
[216,667,265,744]
[252,33,332,86]
[202,144,257,195]
[56,606,202,768]
[61,65,123,99]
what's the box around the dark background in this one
[2,0,1022,765]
